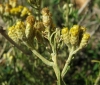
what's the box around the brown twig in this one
[0,40,7,58]
[78,10,88,25]
[0,26,32,55]
[78,0,91,15]
[90,24,100,36]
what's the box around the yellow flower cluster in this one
[7,7,90,51]
[8,21,25,43]
[8,14,45,48]
[0,0,31,18]
[0,0,17,15]
[61,25,90,49]
[10,5,23,15]
[20,7,31,17]
[10,6,31,17]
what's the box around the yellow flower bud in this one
[8,26,20,43]
[70,25,80,36]
[20,7,31,17]
[41,7,51,16]
[41,7,52,28]
[61,27,68,35]
[69,25,80,45]
[25,15,35,39]
[26,15,35,26]
[8,21,26,43]
[15,21,26,40]
[79,33,90,49]
[61,27,70,45]
[82,33,90,40]
[10,6,23,15]
[80,26,86,33]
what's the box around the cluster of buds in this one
[61,25,90,50]
[8,14,45,48]
[8,15,35,46]
[7,7,90,51]
[41,7,55,39]
[41,7,52,28]
[11,6,31,17]
[0,0,17,15]
[8,21,26,43]
[7,7,56,49]
[0,0,31,19]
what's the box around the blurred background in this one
[0,0,100,85]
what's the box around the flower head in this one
[15,21,25,40]
[61,27,70,46]
[69,25,80,36]
[41,7,51,16]
[41,7,52,28]
[79,33,90,49]
[69,25,80,45]
[20,7,31,17]
[26,15,35,27]
[61,27,69,35]
[10,5,23,15]
[8,26,20,43]
[8,21,25,43]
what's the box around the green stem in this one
[94,63,100,85]
[51,53,66,85]
[32,49,53,66]
[61,47,80,78]
[61,46,74,78]
[51,53,61,85]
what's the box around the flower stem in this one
[32,49,53,66]
[61,47,74,78]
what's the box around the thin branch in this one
[78,10,88,25]
[32,49,53,66]
[78,0,91,15]
[90,24,100,36]
[0,26,32,55]
[0,40,7,57]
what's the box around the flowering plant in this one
[0,0,90,85]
